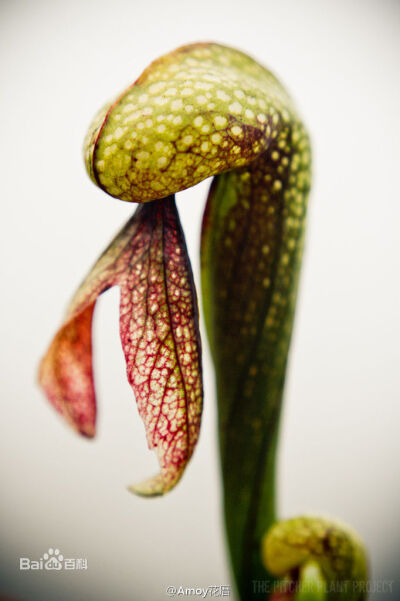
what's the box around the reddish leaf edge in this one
[38,197,203,496]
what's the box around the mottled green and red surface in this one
[39,42,315,599]
[40,198,202,495]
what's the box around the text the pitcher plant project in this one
[39,43,368,600]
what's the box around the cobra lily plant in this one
[39,43,368,600]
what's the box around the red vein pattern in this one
[39,196,202,495]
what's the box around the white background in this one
[1,0,399,599]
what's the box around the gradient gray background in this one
[1,0,399,599]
